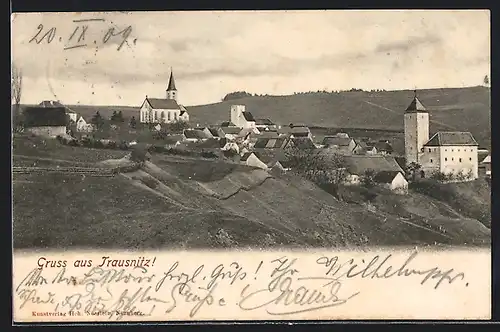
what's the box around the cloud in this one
[375,34,442,53]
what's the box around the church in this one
[139,69,190,124]
[404,91,479,180]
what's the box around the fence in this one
[12,166,117,177]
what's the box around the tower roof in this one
[405,90,428,113]
[167,69,177,91]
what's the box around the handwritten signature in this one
[316,251,468,289]
[28,18,135,51]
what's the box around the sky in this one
[11,10,490,107]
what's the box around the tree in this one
[11,65,23,126]
[110,110,118,122]
[129,116,137,129]
[406,162,422,181]
[484,75,490,86]
[361,169,376,188]
[91,111,105,129]
[117,111,124,122]
[165,120,190,133]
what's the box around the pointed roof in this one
[405,90,428,113]
[167,69,177,91]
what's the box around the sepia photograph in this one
[11,9,493,323]
[11,10,491,251]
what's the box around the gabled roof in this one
[38,100,64,108]
[180,110,187,116]
[255,118,274,125]
[240,152,257,162]
[220,127,242,135]
[405,93,428,113]
[322,136,353,147]
[481,155,491,164]
[23,107,67,127]
[167,70,177,91]
[423,132,478,147]
[146,97,180,110]
[220,121,237,127]
[356,141,377,150]
[243,111,255,122]
[207,127,221,137]
[374,170,404,184]
[183,129,211,140]
[344,155,404,175]
[254,137,289,149]
[374,141,393,153]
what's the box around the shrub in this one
[141,177,158,189]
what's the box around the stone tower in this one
[166,68,177,101]
[404,90,429,165]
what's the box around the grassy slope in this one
[13,137,490,250]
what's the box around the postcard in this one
[11,10,491,323]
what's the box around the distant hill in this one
[187,86,491,148]
[19,86,491,148]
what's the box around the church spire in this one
[167,68,177,91]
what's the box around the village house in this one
[139,69,190,124]
[220,126,244,140]
[374,140,394,155]
[182,128,211,142]
[322,136,356,155]
[255,118,277,131]
[479,154,491,177]
[240,152,268,170]
[343,155,405,186]
[404,90,479,180]
[39,100,78,123]
[278,124,312,139]
[23,106,68,138]
[419,132,479,180]
[76,116,93,133]
[285,137,316,149]
[230,105,256,129]
[353,140,378,155]
[253,137,290,150]
[373,170,408,193]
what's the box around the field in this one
[12,135,490,250]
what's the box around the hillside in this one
[188,87,491,148]
[19,86,490,148]
[13,136,490,250]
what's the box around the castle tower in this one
[166,68,177,101]
[404,90,429,165]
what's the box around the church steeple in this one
[166,68,178,101]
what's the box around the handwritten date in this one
[28,18,135,51]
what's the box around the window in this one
[452,158,454,161]
[445,158,448,161]
[430,159,433,163]
[459,158,462,162]
[168,112,171,121]
[452,149,454,152]
[161,111,165,120]
[469,157,472,161]
[445,149,447,152]
[428,148,431,152]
